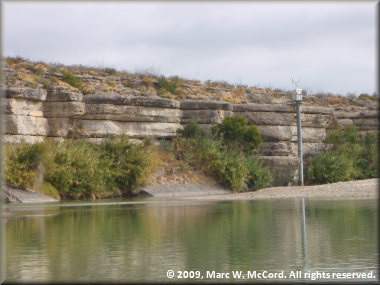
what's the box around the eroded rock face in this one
[334,111,362,119]
[4,87,47,101]
[232,103,292,113]
[336,119,353,126]
[297,114,332,128]
[353,118,379,129]
[180,100,232,110]
[181,109,233,124]
[258,156,300,186]
[301,106,334,115]
[257,126,293,141]
[83,104,181,123]
[290,126,326,143]
[43,102,85,118]
[290,142,327,156]
[255,141,293,156]
[235,112,295,126]
[4,115,49,136]
[79,120,183,138]
[2,135,46,144]
[83,93,180,108]
[46,91,83,102]
[3,98,44,116]
[2,86,377,187]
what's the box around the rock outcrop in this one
[2,87,378,186]
[2,184,58,203]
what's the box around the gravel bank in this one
[181,179,379,201]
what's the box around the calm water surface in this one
[3,197,378,283]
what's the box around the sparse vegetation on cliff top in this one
[2,56,378,110]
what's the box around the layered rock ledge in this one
[2,87,378,186]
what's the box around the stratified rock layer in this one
[2,88,378,186]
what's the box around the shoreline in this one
[2,178,378,205]
[180,178,379,201]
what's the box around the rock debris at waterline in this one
[180,179,379,201]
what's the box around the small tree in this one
[177,120,206,139]
[211,115,263,154]
[307,125,379,184]
[155,77,177,95]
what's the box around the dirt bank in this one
[181,178,378,201]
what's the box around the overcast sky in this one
[2,1,377,95]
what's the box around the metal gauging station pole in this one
[293,87,304,186]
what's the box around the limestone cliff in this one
[1,62,378,186]
[2,85,378,186]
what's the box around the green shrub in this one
[5,142,46,189]
[107,79,115,87]
[358,132,379,178]
[157,90,171,99]
[170,75,185,86]
[123,81,135,88]
[324,125,361,147]
[174,136,248,190]
[61,70,83,90]
[177,120,206,139]
[174,121,272,191]
[4,136,162,199]
[156,77,177,95]
[307,150,360,184]
[212,115,263,154]
[43,139,114,198]
[245,156,273,190]
[104,68,117,75]
[307,126,379,184]
[34,77,51,89]
[358,93,378,101]
[39,181,60,200]
[97,135,161,191]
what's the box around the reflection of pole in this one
[296,100,303,186]
[301,198,307,271]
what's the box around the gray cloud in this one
[2,2,376,95]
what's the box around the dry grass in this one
[147,148,218,186]
[327,97,343,106]
[16,70,36,83]
[220,92,233,102]
[2,56,377,105]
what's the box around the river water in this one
[3,197,378,283]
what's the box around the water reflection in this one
[4,198,378,283]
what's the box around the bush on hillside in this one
[5,142,46,189]
[43,139,113,198]
[97,135,161,192]
[61,70,83,90]
[176,120,272,191]
[246,156,273,190]
[4,136,162,199]
[212,115,263,155]
[306,125,379,184]
[156,77,177,95]
[177,120,206,139]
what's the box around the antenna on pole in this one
[292,77,300,89]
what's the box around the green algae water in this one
[3,198,378,283]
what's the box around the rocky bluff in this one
[2,86,378,186]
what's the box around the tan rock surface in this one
[181,179,378,201]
